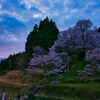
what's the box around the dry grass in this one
[0,70,32,97]
[0,70,31,89]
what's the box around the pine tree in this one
[25,17,59,56]
[25,24,39,55]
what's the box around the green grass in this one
[61,61,88,82]
[48,83,100,91]
[44,83,100,100]
[34,95,87,100]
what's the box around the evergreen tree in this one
[25,24,39,55]
[25,17,59,56]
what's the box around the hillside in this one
[0,19,100,99]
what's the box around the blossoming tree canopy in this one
[74,19,93,33]
[85,48,100,61]
[50,19,100,53]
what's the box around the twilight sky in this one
[0,0,100,58]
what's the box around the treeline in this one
[0,52,29,74]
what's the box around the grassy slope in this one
[42,61,100,100]
[44,83,100,100]
[34,95,87,100]
[61,61,88,82]
[48,83,100,91]
[0,70,31,87]
[0,61,99,99]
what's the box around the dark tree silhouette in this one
[25,17,59,56]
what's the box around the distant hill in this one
[0,57,4,62]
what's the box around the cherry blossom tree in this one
[29,54,53,67]
[85,48,100,62]
[74,19,93,33]
[50,20,100,53]
[29,50,68,69]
